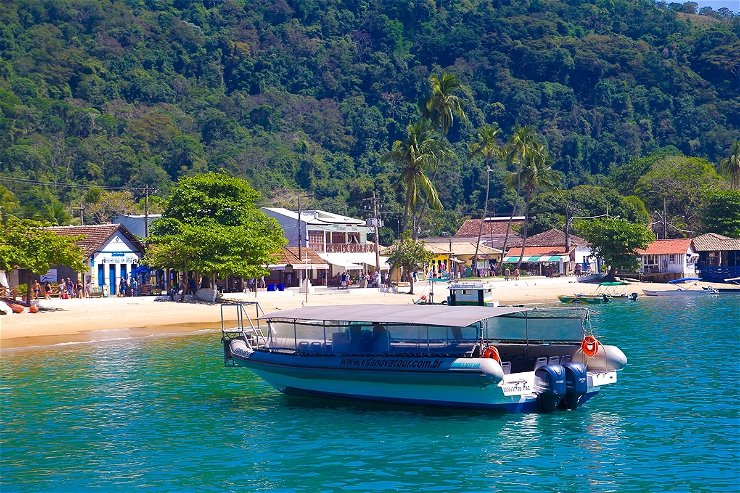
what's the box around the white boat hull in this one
[230,345,612,412]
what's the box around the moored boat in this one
[558,294,610,304]
[643,277,719,296]
[221,303,626,413]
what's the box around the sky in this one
[692,0,740,11]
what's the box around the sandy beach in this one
[0,276,680,349]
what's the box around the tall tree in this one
[500,127,538,264]
[425,72,468,138]
[469,124,505,272]
[514,141,561,271]
[385,234,433,295]
[577,217,655,280]
[718,141,740,190]
[0,216,86,299]
[382,118,448,237]
[145,172,286,292]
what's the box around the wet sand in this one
[0,276,661,349]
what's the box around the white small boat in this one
[221,302,626,413]
[643,277,718,296]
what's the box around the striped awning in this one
[503,255,569,263]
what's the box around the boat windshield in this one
[483,309,586,343]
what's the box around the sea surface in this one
[1,296,738,492]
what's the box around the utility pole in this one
[372,190,381,276]
[143,185,156,240]
[297,195,302,261]
[78,203,85,225]
[662,197,667,240]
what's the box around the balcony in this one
[308,242,376,254]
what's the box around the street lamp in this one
[472,167,493,277]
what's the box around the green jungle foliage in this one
[0,0,738,237]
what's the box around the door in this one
[109,265,116,295]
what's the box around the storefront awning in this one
[503,255,569,263]
[320,252,390,271]
[269,263,329,271]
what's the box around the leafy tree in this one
[577,217,655,280]
[0,215,86,299]
[385,234,433,295]
[145,172,286,290]
[699,190,740,237]
[635,155,725,237]
[718,141,740,190]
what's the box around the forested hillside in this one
[0,0,738,236]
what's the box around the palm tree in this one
[514,142,562,272]
[425,72,468,137]
[469,124,505,273]
[382,118,448,237]
[719,141,740,189]
[500,127,538,265]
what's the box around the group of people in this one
[118,276,138,297]
[33,278,91,300]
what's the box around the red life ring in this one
[581,335,600,357]
[482,346,500,362]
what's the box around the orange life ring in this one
[482,346,500,362]
[581,335,600,357]
[29,305,39,313]
[10,303,24,314]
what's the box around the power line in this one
[0,175,128,191]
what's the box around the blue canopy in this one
[668,277,702,284]
[130,266,150,276]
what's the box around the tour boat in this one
[221,303,627,413]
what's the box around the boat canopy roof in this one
[261,304,531,327]
[668,277,702,284]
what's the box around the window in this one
[669,254,676,263]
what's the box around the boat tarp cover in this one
[261,304,531,328]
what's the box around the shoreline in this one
[0,276,701,349]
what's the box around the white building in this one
[261,208,389,281]
[44,224,145,295]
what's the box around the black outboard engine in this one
[561,362,588,410]
[534,364,566,412]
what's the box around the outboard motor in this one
[561,362,588,410]
[534,364,566,412]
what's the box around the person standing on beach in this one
[514,268,520,280]
[32,280,41,300]
[44,282,51,300]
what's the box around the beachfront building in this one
[635,238,698,281]
[261,207,389,283]
[692,233,740,283]
[454,216,525,250]
[265,247,329,288]
[503,229,594,276]
[43,224,145,295]
[421,238,502,277]
[114,213,162,239]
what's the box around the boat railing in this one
[221,302,267,354]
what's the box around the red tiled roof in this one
[692,233,740,252]
[274,247,327,266]
[455,218,525,237]
[43,224,144,257]
[524,229,588,247]
[636,238,693,255]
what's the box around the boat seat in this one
[501,361,511,375]
[548,356,560,366]
[561,354,572,363]
[534,356,548,370]
[310,342,323,352]
[298,341,310,352]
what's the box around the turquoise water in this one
[1,297,738,492]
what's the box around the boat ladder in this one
[221,301,267,366]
